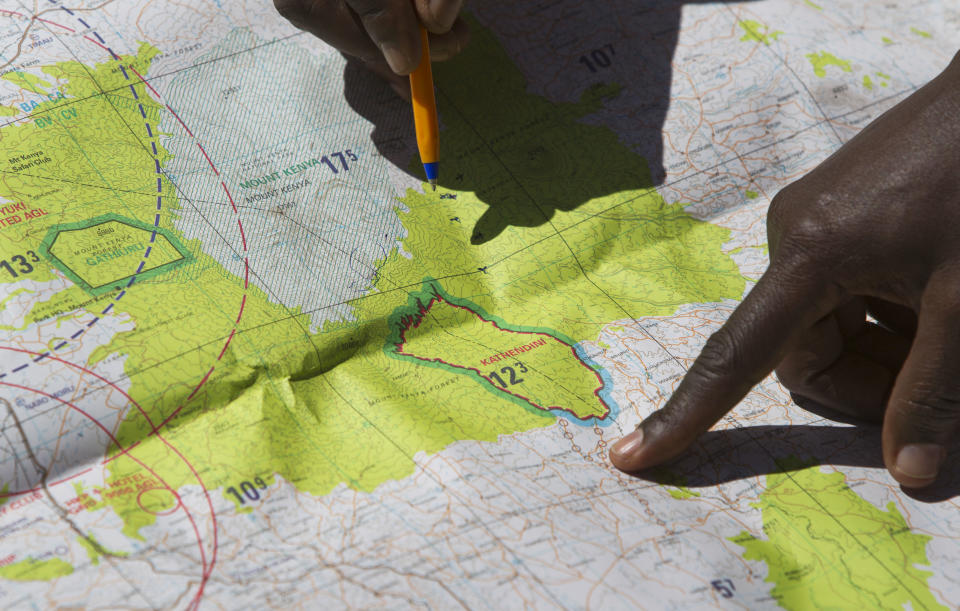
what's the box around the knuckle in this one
[774,362,805,392]
[693,327,745,383]
[274,0,309,22]
[766,181,807,235]
[896,386,960,436]
[923,267,960,314]
[774,364,835,404]
[768,184,845,264]
[352,0,396,22]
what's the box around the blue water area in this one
[546,343,620,427]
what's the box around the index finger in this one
[413,0,464,33]
[609,260,839,473]
[275,0,381,62]
[346,0,423,74]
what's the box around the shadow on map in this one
[642,421,960,503]
[343,0,759,244]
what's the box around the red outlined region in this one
[393,292,611,421]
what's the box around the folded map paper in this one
[0,0,957,608]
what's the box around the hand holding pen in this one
[274,0,469,99]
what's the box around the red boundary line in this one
[0,379,209,577]
[0,21,262,606]
[394,293,611,421]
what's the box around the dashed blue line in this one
[1,12,178,380]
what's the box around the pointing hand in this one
[610,52,960,489]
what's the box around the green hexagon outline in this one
[38,213,193,296]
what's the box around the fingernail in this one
[428,0,459,30]
[610,428,644,460]
[381,43,411,74]
[895,444,945,481]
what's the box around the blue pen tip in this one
[423,162,439,182]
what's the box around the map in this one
[0,0,958,608]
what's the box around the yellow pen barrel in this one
[409,27,439,180]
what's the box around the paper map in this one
[0,0,957,608]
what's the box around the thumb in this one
[414,0,463,33]
[883,285,960,488]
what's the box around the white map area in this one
[0,0,958,609]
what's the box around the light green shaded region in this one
[0,42,165,292]
[806,52,852,77]
[0,289,32,326]
[739,20,782,45]
[911,27,932,38]
[42,216,191,294]
[655,468,701,499]
[30,19,745,540]
[668,487,700,500]
[0,288,31,307]
[730,458,946,610]
[745,190,759,199]
[803,0,823,9]
[77,535,128,566]
[77,481,162,542]
[882,36,894,44]
[0,106,18,116]
[388,282,609,420]
[863,75,874,90]
[2,70,53,92]
[0,557,73,581]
